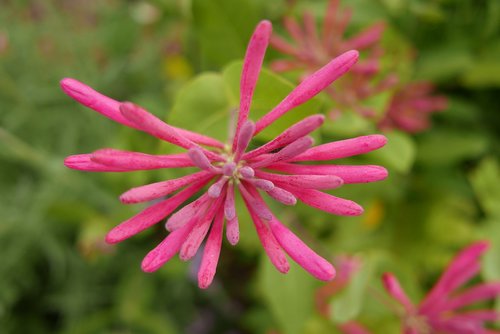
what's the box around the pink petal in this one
[283,16,307,48]
[250,136,313,168]
[246,178,275,191]
[91,148,194,170]
[381,273,415,313]
[268,217,335,281]
[60,78,137,128]
[179,195,224,261]
[208,177,229,198]
[226,216,240,246]
[269,34,300,57]
[233,20,272,149]
[302,11,321,49]
[283,186,363,216]
[254,50,359,134]
[244,191,290,274]
[239,166,255,178]
[224,185,236,221]
[344,22,385,50]
[120,171,211,204]
[429,318,482,334]
[256,170,343,189]
[243,114,325,160]
[453,310,500,322]
[198,207,225,289]
[106,179,210,244]
[64,154,128,172]
[60,78,223,148]
[338,322,373,334]
[187,147,221,173]
[291,135,387,162]
[141,219,196,273]
[442,283,500,312]
[165,194,211,232]
[269,59,305,73]
[266,187,297,206]
[238,183,273,221]
[119,102,193,149]
[322,0,339,50]
[173,128,225,149]
[420,241,489,313]
[234,121,255,161]
[268,163,388,184]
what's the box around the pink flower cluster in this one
[62,21,388,288]
[383,241,500,333]
[270,0,447,133]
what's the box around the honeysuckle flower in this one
[382,241,500,333]
[270,0,397,118]
[62,20,388,288]
[379,82,448,133]
[270,0,448,133]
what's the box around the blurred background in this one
[1,0,499,333]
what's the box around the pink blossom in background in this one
[382,241,500,333]
[62,20,388,288]
[270,0,448,133]
[379,82,448,134]
[270,0,397,118]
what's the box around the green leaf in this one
[416,44,473,82]
[462,61,500,88]
[322,110,374,138]
[169,72,231,143]
[469,157,500,218]
[417,130,488,166]
[192,0,260,69]
[259,257,316,334]
[330,253,378,323]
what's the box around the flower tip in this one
[381,272,395,286]
[60,78,91,103]
[257,20,272,34]
[473,240,491,253]
[104,231,121,245]
[345,49,360,63]
[63,155,79,168]
[140,257,158,273]
[319,264,336,281]
[119,193,133,204]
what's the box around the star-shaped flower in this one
[383,241,500,333]
[62,20,388,288]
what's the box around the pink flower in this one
[382,241,500,333]
[62,20,388,288]
[270,0,397,118]
[379,82,448,133]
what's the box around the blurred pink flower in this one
[62,21,388,288]
[379,82,448,133]
[271,0,448,133]
[383,241,500,333]
[270,0,397,118]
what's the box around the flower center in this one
[404,314,431,334]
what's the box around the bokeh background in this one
[1,0,500,333]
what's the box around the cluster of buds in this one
[270,0,447,133]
